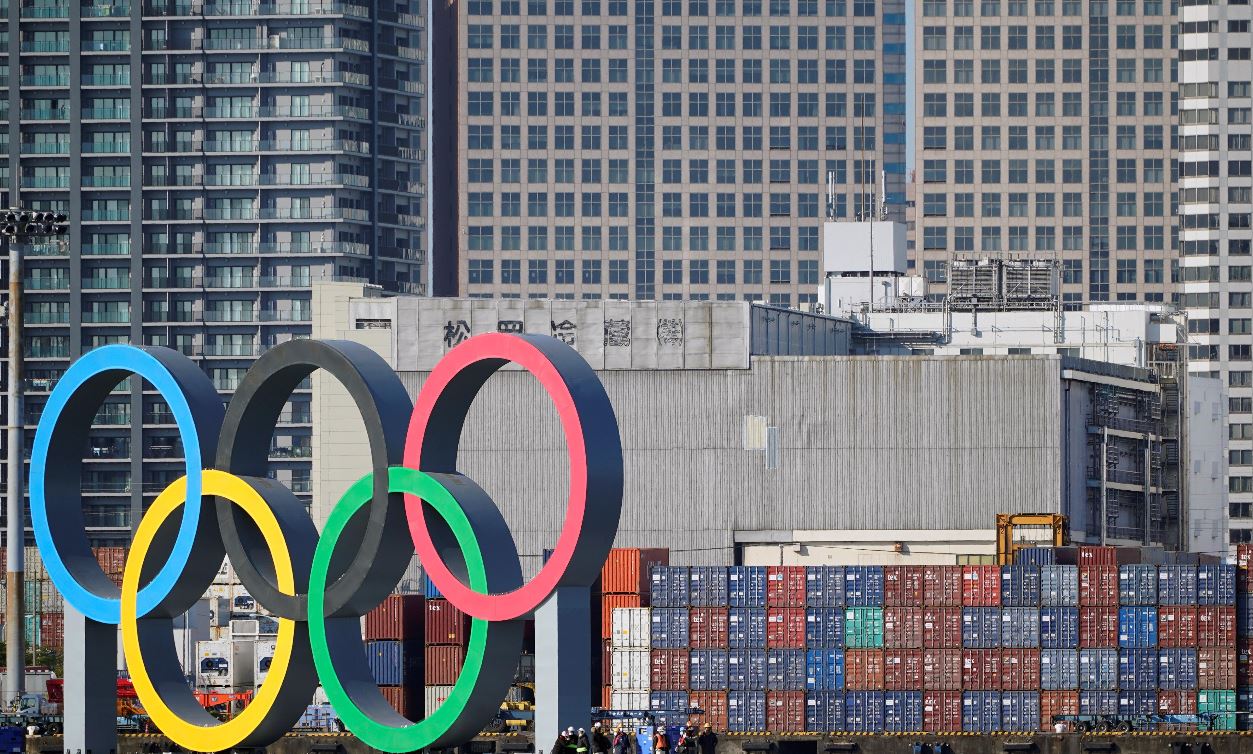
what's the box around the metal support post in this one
[63,608,117,754]
[4,235,21,708]
[535,586,593,749]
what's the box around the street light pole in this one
[0,209,68,708]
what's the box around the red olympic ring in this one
[403,333,619,621]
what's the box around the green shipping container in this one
[1198,690,1236,731]
[22,614,38,647]
[843,607,884,648]
[22,580,40,615]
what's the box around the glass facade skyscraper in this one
[434,0,907,304]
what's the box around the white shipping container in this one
[612,608,651,649]
[254,639,278,686]
[426,684,454,713]
[611,649,650,691]
[195,639,255,689]
[610,691,650,710]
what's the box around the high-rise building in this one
[1,0,425,542]
[1178,2,1252,547]
[910,0,1176,306]
[432,0,907,304]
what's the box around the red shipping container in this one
[1198,647,1237,689]
[425,599,469,645]
[1078,546,1120,566]
[922,566,962,607]
[1078,566,1118,607]
[921,607,962,648]
[1157,690,1197,715]
[688,691,729,733]
[923,691,962,732]
[921,649,962,691]
[602,548,669,596]
[601,594,643,638]
[1039,691,1079,732]
[1000,648,1041,691]
[766,691,805,732]
[961,649,1001,690]
[765,608,806,648]
[379,685,418,718]
[425,645,465,685]
[844,649,885,690]
[689,608,730,649]
[601,686,613,709]
[961,566,1001,607]
[365,594,425,641]
[883,607,923,648]
[601,639,612,686]
[1079,607,1119,648]
[650,649,689,690]
[1237,543,1253,571]
[1158,606,1198,648]
[884,566,925,606]
[1239,640,1253,687]
[765,567,806,607]
[38,612,63,648]
[883,650,923,690]
[1196,606,1236,647]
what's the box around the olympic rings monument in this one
[29,333,623,753]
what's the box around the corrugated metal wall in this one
[391,356,1065,573]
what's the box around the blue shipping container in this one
[364,640,419,686]
[1078,649,1118,690]
[805,607,844,648]
[1040,566,1079,606]
[844,691,885,732]
[727,691,766,732]
[1157,566,1198,605]
[1000,608,1040,648]
[844,566,885,607]
[1080,691,1119,716]
[689,566,729,608]
[1000,566,1041,607]
[805,566,845,608]
[1239,595,1253,637]
[1016,547,1057,567]
[728,608,767,649]
[650,691,689,728]
[728,567,767,608]
[962,691,1001,733]
[1040,649,1079,690]
[651,608,690,649]
[1118,606,1158,648]
[651,567,691,608]
[1156,648,1197,690]
[421,573,441,599]
[1118,649,1158,690]
[1039,607,1080,648]
[1117,690,1156,716]
[805,649,845,691]
[962,608,1001,648]
[1196,564,1236,605]
[1118,565,1157,606]
[766,649,807,690]
[805,691,844,732]
[689,649,730,691]
[883,691,923,732]
[728,649,768,690]
[1000,691,1040,732]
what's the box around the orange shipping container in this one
[602,548,669,596]
[844,649,885,690]
[689,608,730,649]
[921,608,962,648]
[922,691,962,732]
[650,649,689,691]
[601,594,643,638]
[883,650,923,690]
[1039,691,1080,732]
[1240,640,1253,687]
[688,691,729,733]
[1078,566,1118,606]
[39,612,63,648]
[1198,647,1237,689]
[425,599,469,646]
[961,566,1001,607]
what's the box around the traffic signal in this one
[0,209,69,238]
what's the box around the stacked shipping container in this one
[603,549,669,710]
[363,593,425,717]
[604,547,1241,733]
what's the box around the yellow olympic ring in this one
[121,470,298,751]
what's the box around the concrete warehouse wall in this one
[312,340,1068,574]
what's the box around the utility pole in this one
[0,209,68,708]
